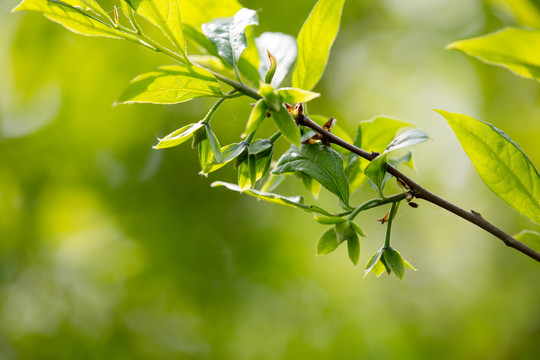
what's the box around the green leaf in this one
[347,233,360,266]
[204,124,221,163]
[191,125,207,148]
[13,0,129,39]
[202,141,249,174]
[249,140,273,181]
[125,0,186,57]
[237,158,251,190]
[437,110,540,225]
[271,105,300,146]
[277,88,320,104]
[364,250,383,277]
[364,154,388,197]
[514,230,540,252]
[447,27,540,80]
[153,122,204,149]
[178,0,241,29]
[347,116,416,192]
[63,0,111,21]
[116,65,223,104]
[364,129,428,196]
[198,138,213,173]
[292,0,345,90]
[202,8,258,71]
[317,228,339,255]
[349,221,366,237]
[384,129,429,153]
[383,247,405,280]
[272,143,350,205]
[243,99,267,136]
[256,32,297,87]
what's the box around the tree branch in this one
[297,114,540,263]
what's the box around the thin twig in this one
[296,114,540,263]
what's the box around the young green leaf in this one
[272,143,350,206]
[437,110,540,225]
[202,8,258,72]
[514,230,540,252]
[349,221,366,237]
[364,154,388,197]
[447,27,540,80]
[256,32,297,88]
[347,233,360,266]
[153,122,204,149]
[202,142,249,174]
[243,99,267,136]
[292,0,345,90]
[204,124,221,163]
[277,88,320,104]
[271,105,301,146]
[384,129,429,153]
[13,0,130,40]
[382,247,405,280]
[237,159,251,190]
[124,0,187,57]
[198,138,214,174]
[364,249,383,277]
[63,0,111,21]
[317,228,339,255]
[116,65,223,105]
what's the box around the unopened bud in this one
[264,50,277,84]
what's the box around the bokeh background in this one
[1,0,540,358]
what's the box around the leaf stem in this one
[384,202,399,248]
[348,193,407,221]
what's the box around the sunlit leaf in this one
[384,129,429,153]
[204,123,221,163]
[237,158,251,190]
[243,99,267,136]
[313,216,346,225]
[125,0,186,56]
[13,0,129,39]
[178,0,241,29]
[277,88,320,104]
[271,105,301,146]
[447,27,540,80]
[317,228,339,255]
[153,122,204,149]
[273,143,350,205]
[364,249,383,277]
[116,65,223,104]
[437,110,540,225]
[347,233,360,266]
[256,32,297,87]
[514,230,540,252]
[292,0,345,90]
[202,8,258,71]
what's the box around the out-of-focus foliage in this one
[1,0,540,359]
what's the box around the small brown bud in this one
[408,202,419,208]
[377,211,390,224]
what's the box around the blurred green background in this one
[1,0,540,358]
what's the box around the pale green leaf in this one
[292,0,345,90]
[437,110,540,225]
[313,216,346,225]
[256,32,297,87]
[13,0,129,39]
[447,27,540,80]
[178,0,241,29]
[237,158,251,190]
[277,88,320,104]
[62,0,110,21]
[125,0,186,56]
[204,123,221,163]
[202,8,258,70]
[153,122,204,149]
[273,143,350,206]
[317,228,339,255]
[201,142,248,174]
[272,105,300,146]
[334,221,355,244]
[243,99,267,136]
[514,230,540,252]
[384,129,429,153]
[364,250,383,277]
[116,65,222,104]
[347,233,360,266]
